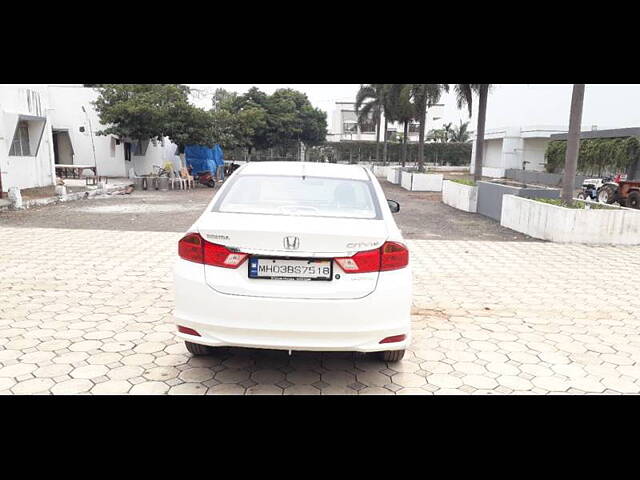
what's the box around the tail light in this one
[178,233,248,269]
[335,241,408,274]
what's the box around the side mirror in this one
[387,199,400,213]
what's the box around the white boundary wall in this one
[501,195,640,245]
[442,180,478,212]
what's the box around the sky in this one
[188,84,640,132]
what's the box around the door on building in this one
[52,129,74,165]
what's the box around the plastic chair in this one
[180,168,194,189]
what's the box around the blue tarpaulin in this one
[184,144,224,175]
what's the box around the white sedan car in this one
[173,161,411,362]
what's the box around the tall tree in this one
[450,84,491,181]
[386,84,415,167]
[355,84,385,162]
[561,84,586,203]
[411,84,448,171]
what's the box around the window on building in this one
[124,142,132,161]
[409,123,420,134]
[343,123,358,133]
[359,122,376,133]
[9,122,31,156]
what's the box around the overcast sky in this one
[188,84,640,131]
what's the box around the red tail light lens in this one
[178,233,204,264]
[178,325,201,336]
[203,241,248,268]
[178,233,248,269]
[335,248,380,273]
[380,334,406,344]
[380,241,409,271]
[335,241,408,274]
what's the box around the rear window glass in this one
[214,175,379,219]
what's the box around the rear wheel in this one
[380,350,405,362]
[207,179,215,188]
[185,341,211,356]
[576,192,586,200]
[598,184,617,204]
[627,191,640,209]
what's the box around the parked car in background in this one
[173,162,411,362]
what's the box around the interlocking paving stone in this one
[2,226,640,395]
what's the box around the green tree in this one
[385,84,415,166]
[355,84,385,162]
[450,120,470,143]
[450,84,492,181]
[92,84,215,151]
[410,84,448,171]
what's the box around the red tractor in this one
[597,174,640,209]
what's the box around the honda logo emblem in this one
[283,236,300,250]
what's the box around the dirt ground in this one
[0,180,534,241]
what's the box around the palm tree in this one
[355,84,385,163]
[411,84,448,171]
[450,120,471,143]
[450,84,491,181]
[386,84,415,167]
[561,84,586,203]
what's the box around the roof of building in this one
[238,161,371,181]
[550,127,640,141]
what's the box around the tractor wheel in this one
[627,191,640,209]
[576,192,586,200]
[598,185,617,204]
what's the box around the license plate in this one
[248,257,332,281]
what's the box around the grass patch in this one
[532,198,618,210]
[450,179,476,187]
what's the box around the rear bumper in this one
[173,259,412,352]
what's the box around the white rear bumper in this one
[173,259,412,352]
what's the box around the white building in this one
[47,85,178,178]
[470,125,569,178]
[0,85,55,194]
[327,101,446,143]
[1,84,180,196]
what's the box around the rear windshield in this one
[213,175,380,219]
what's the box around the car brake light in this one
[335,248,380,273]
[380,241,409,271]
[203,241,248,268]
[178,233,248,269]
[178,233,204,264]
[335,241,408,274]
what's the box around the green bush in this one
[533,198,617,210]
[545,137,640,176]
[450,179,476,186]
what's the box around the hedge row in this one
[224,141,472,166]
[312,141,472,165]
[545,137,640,176]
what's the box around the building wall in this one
[0,85,55,193]
[48,85,178,177]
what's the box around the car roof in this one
[237,161,371,181]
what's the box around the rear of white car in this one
[173,162,411,361]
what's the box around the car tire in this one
[380,350,405,362]
[598,185,617,204]
[185,341,211,356]
[627,191,640,209]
